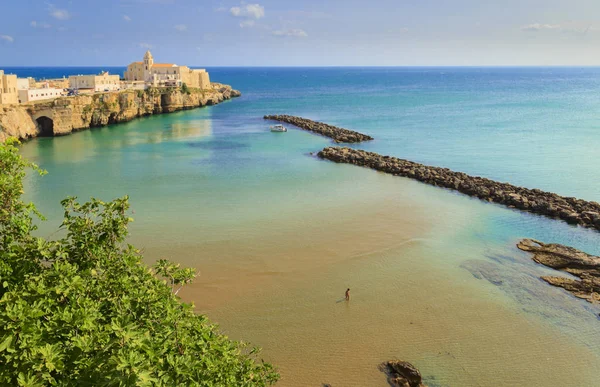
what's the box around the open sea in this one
[13,66,600,386]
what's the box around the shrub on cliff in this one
[0,138,278,386]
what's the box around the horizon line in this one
[3,64,600,69]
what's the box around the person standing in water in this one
[345,288,350,301]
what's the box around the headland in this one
[0,50,240,142]
[0,84,240,142]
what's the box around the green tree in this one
[180,83,190,94]
[0,138,278,386]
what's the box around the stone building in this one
[69,71,120,92]
[0,70,18,105]
[124,51,211,89]
[17,77,36,90]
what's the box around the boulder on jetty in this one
[263,115,373,143]
[379,360,427,387]
[517,239,600,303]
[317,146,600,232]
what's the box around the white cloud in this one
[560,24,598,34]
[123,15,132,22]
[239,20,255,28]
[174,24,187,31]
[272,28,307,37]
[50,8,71,20]
[521,23,561,32]
[230,3,264,19]
[0,35,14,43]
[139,42,153,49]
[30,20,52,28]
[520,22,599,35]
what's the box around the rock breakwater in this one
[0,83,241,142]
[318,146,600,232]
[517,239,600,303]
[263,115,373,143]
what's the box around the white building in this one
[18,87,64,103]
[69,71,120,92]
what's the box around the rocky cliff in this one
[0,83,241,142]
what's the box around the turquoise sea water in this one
[15,67,600,386]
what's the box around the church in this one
[124,51,211,89]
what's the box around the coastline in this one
[14,67,600,386]
[0,83,240,143]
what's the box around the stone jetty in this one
[318,146,600,232]
[517,239,600,303]
[263,115,373,143]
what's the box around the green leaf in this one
[0,335,13,352]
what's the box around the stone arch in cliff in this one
[36,116,54,137]
[108,112,118,125]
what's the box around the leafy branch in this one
[153,259,197,295]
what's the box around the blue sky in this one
[1,0,600,66]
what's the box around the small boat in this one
[270,124,287,132]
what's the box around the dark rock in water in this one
[517,238,600,303]
[379,360,426,387]
[317,146,600,232]
[263,115,373,143]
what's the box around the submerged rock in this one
[263,115,373,143]
[379,360,427,387]
[460,259,505,286]
[517,239,600,303]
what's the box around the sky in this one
[1,0,600,66]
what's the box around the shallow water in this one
[18,67,600,386]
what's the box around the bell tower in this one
[143,50,154,81]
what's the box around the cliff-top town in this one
[0,51,211,105]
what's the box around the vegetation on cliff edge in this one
[0,138,278,386]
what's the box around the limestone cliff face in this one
[0,106,38,142]
[0,83,241,142]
